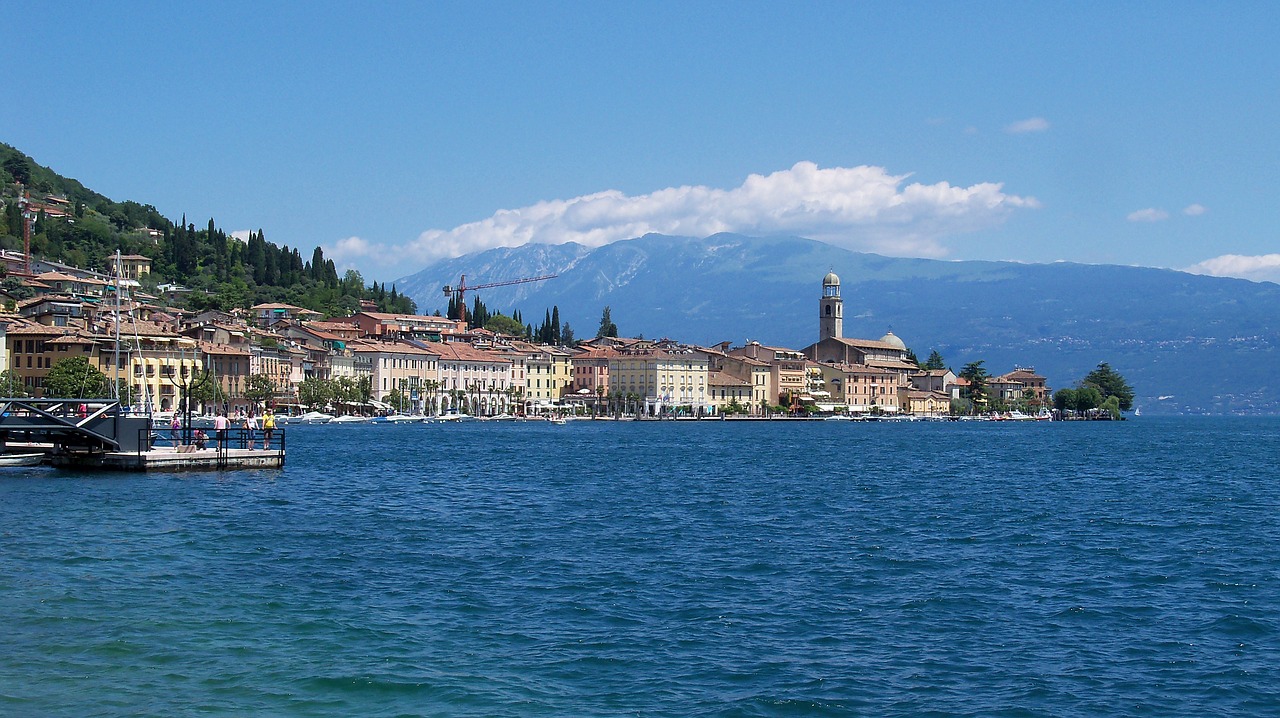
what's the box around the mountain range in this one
[396,233,1279,415]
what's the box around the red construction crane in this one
[443,273,557,325]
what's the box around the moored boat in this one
[0,452,46,467]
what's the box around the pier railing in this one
[149,426,287,454]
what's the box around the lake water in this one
[2,417,1278,716]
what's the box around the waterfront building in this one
[706,370,752,414]
[991,367,1049,403]
[91,318,200,413]
[431,341,513,416]
[817,363,902,414]
[701,346,773,415]
[607,347,709,415]
[901,389,952,416]
[570,347,616,405]
[728,342,808,409]
[250,343,295,407]
[513,342,574,407]
[197,341,252,414]
[352,339,441,414]
[5,321,92,396]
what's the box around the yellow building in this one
[512,342,574,408]
[95,320,200,413]
[111,254,153,282]
[607,348,709,415]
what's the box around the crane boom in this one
[443,273,558,326]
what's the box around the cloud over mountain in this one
[1184,254,1280,284]
[326,162,1038,277]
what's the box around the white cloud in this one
[230,230,252,243]
[1183,203,1207,216]
[1005,117,1050,134]
[330,162,1039,277]
[1184,254,1280,283]
[1127,208,1169,222]
[323,236,379,275]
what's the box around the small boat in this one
[294,411,335,424]
[0,452,45,467]
[423,414,463,424]
[548,417,568,425]
[383,414,423,423]
[330,415,371,424]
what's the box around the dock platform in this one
[48,447,285,472]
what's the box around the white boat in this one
[423,414,463,424]
[294,411,335,424]
[382,414,422,423]
[330,415,371,424]
[548,417,568,425]
[0,452,45,467]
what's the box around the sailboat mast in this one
[114,250,121,401]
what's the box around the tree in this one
[924,350,946,371]
[1075,386,1103,414]
[3,155,32,186]
[243,373,277,406]
[484,313,525,336]
[959,361,990,412]
[298,377,334,409]
[43,356,109,398]
[0,369,29,397]
[1100,395,1121,420]
[1083,362,1134,411]
[597,306,618,338]
[387,388,409,412]
[1053,388,1076,415]
[560,322,575,347]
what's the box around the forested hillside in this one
[0,143,414,317]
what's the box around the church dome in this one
[822,271,840,286]
[879,331,907,350]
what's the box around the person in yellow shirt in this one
[263,409,276,448]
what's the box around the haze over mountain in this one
[397,233,1280,415]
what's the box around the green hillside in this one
[0,143,415,317]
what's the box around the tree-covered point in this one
[1,144,414,318]
[1082,362,1134,411]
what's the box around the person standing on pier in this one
[214,412,229,448]
[262,409,275,449]
[244,412,259,450]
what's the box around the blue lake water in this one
[2,417,1279,716]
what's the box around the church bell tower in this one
[820,270,843,340]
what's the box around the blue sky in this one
[6,2,1279,282]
